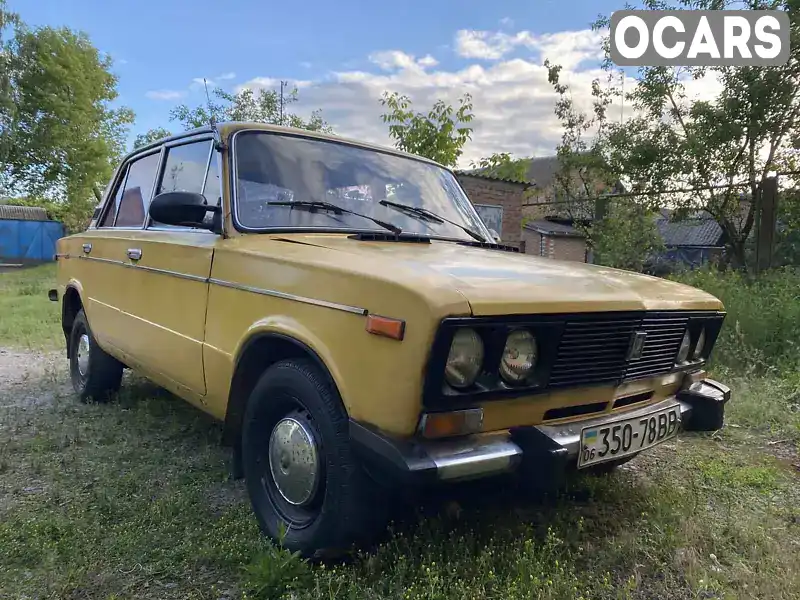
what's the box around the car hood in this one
[260,234,723,316]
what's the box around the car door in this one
[77,150,162,357]
[119,136,220,397]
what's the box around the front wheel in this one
[68,309,123,402]
[241,359,388,558]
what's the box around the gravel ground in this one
[0,347,70,408]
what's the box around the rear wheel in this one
[68,309,123,403]
[241,359,388,558]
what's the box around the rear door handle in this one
[127,248,142,261]
[82,243,92,254]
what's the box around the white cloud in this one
[454,30,531,60]
[499,17,514,28]
[368,50,439,71]
[454,28,603,69]
[236,77,313,93]
[293,57,608,166]
[220,27,723,169]
[417,55,439,68]
[218,72,237,80]
[145,89,185,101]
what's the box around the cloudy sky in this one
[21,0,711,167]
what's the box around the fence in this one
[0,219,65,263]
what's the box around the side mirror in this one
[149,191,220,231]
[489,228,501,243]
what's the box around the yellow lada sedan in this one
[51,122,731,557]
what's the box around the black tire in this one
[69,309,123,403]
[242,359,388,559]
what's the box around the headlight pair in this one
[676,327,706,364]
[444,328,538,389]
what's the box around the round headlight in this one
[693,328,706,360]
[499,330,538,384]
[676,329,691,364]
[445,328,484,388]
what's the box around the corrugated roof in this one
[525,156,562,189]
[455,170,532,187]
[524,219,585,238]
[0,205,49,221]
[655,215,724,247]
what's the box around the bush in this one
[670,267,800,375]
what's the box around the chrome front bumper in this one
[350,379,731,485]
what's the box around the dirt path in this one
[0,347,70,408]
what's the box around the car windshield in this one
[233,131,491,241]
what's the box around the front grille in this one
[548,312,688,389]
[624,313,689,380]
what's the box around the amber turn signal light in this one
[419,409,484,439]
[365,314,405,340]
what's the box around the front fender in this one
[234,314,349,410]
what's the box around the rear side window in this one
[100,152,160,228]
[157,140,213,196]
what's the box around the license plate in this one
[577,404,681,468]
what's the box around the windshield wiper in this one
[268,200,402,236]
[379,199,486,242]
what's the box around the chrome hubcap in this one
[268,416,320,506]
[76,334,90,377]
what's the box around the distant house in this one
[456,154,619,261]
[651,210,726,269]
[523,155,624,221]
[455,171,532,249]
[457,155,732,268]
[522,218,587,262]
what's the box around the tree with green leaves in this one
[169,86,331,133]
[133,127,172,150]
[547,0,800,269]
[592,201,665,272]
[379,92,474,167]
[0,0,133,231]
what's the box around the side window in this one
[157,140,213,196]
[98,166,127,227]
[103,152,160,228]
[203,151,221,205]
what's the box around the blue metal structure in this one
[0,218,65,262]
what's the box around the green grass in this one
[1,267,799,599]
[0,263,62,348]
[671,268,800,375]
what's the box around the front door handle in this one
[127,248,142,261]
[82,243,92,254]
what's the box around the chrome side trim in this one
[79,255,122,266]
[135,263,208,282]
[208,277,368,316]
[72,255,367,315]
[76,255,207,282]
[420,436,523,481]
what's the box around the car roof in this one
[128,121,447,169]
